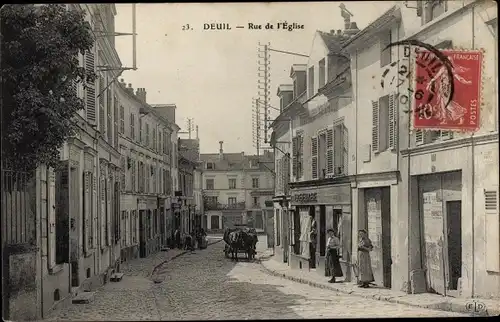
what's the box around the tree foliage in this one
[1,4,96,172]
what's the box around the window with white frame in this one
[228,178,236,189]
[228,197,237,205]
[252,177,259,189]
[372,93,398,154]
[206,178,214,190]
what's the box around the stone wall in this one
[8,251,38,320]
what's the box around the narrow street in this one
[44,240,466,320]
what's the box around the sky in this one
[114,1,396,154]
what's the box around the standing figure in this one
[357,229,375,288]
[425,56,472,125]
[174,229,181,249]
[326,228,343,283]
[309,214,318,268]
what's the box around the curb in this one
[259,260,495,317]
[150,238,223,277]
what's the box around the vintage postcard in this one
[1,1,498,320]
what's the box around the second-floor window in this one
[145,123,150,146]
[318,58,326,88]
[119,105,125,134]
[206,179,214,190]
[422,0,447,24]
[253,197,259,206]
[152,128,157,151]
[139,118,143,143]
[206,162,215,169]
[308,66,315,97]
[372,93,397,154]
[130,114,136,140]
[380,31,392,67]
[292,135,304,179]
[228,197,236,205]
[252,177,259,189]
[334,124,348,176]
[228,178,236,189]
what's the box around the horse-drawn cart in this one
[223,225,258,260]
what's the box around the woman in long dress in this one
[357,229,375,288]
[326,228,343,283]
[425,56,472,125]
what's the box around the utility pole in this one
[257,42,271,145]
[186,118,194,139]
[252,98,261,156]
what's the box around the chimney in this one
[350,22,359,30]
[219,141,224,160]
[337,29,342,35]
[127,83,134,94]
[344,22,360,36]
[330,29,335,34]
[136,87,147,103]
[120,78,126,87]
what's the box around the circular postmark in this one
[381,40,455,119]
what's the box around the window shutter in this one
[92,174,97,248]
[114,97,119,147]
[120,156,126,191]
[83,172,91,253]
[130,114,135,140]
[85,47,96,124]
[120,105,125,134]
[485,189,500,272]
[292,138,298,178]
[415,130,424,146]
[326,128,334,175]
[100,175,106,248]
[389,93,397,150]
[341,124,349,175]
[298,135,304,178]
[48,168,57,268]
[372,100,379,152]
[311,136,318,179]
[107,175,112,246]
[98,75,106,134]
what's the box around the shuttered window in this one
[298,135,304,178]
[99,75,106,134]
[120,105,125,134]
[83,171,91,253]
[120,156,126,191]
[326,128,334,175]
[85,47,96,124]
[107,88,113,143]
[485,189,499,272]
[342,124,349,175]
[292,138,298,178]
[145,123,150,147]
[159,132,163,154]
[106,175,111,246]
[372,100,379,152]
[113,96,118,147]
[139,118,143,144]
[311,136,318,179]
[130,114,135,140]
[92,174,97,248]
[153,128,157,151]
[131,160,136,192]
[388,93,397,150]
[415,130,454,146]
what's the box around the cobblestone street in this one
[42,238,468,320]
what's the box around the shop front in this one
[289,182,352,280]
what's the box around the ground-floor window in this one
[255,212,263,229]
[211,215,220,229]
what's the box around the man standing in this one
[309,213,317,269]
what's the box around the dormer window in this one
[308,66,315,97]
[206,162,215,169]
[421,0,448,25]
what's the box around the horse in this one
[241,229,258,260]
[228,230,244,261]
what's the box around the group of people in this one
[325,228,375,288]
[173,226,207,252]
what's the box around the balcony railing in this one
[204,201,246,211]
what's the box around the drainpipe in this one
[470,5,475,298]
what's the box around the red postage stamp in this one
[413,49,483,132]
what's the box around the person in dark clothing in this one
[326,228,343,283]
[185,231,194,252]
[174,229,181,249]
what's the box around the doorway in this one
[139,210,146,258]
[446,200,462,296]
[381,187,392,288]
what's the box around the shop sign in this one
[292,192,317,203]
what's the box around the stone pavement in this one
[43,241,468,320]
[260,255,499,317]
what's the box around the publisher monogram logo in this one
[465,300,486,315]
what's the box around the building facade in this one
[115,83,179,261]
[200,142,274,233]
[271,24,359,279]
